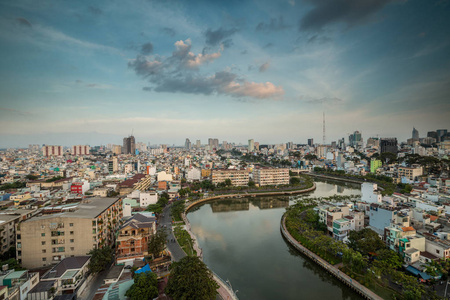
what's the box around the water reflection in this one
[188,181,363,300]
[209,196,289,213]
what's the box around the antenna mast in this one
[323,111,326,145]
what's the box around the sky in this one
[0,0,449,148]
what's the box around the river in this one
[187,180,364,300]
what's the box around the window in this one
[437,250,440,254]
[41,241,46,245]
[70,247,74,251]
[41,233,45,237]
[42,258,46,261]
[70,231,74,235]
[42,249,46,253]
[70,223,74,227]
[70,239,74,243]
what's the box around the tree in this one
[373,248,402,275]
[125,272,158,300]
[25,174,39,180]
[166,256,219,300]
[304,154,317,161]
[224,179,232,187]
[347,228,385,255]
[290,177,301,185]
[148,230,168,258]
[248,180,256,187]
[88,246,113,273]
[157,192,170,207]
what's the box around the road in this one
[78,266,111,300]
[161,205,187,262]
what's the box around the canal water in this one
[187,180,364,300]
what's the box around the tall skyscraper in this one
[437,129,448,142]
[349,131,362,147]
[196,140,201,148]
[185,138,191,149]
[307,138,314,147]
[122,135,136,154]
[412,127,419,140]
[380,138,398,154]
[248,139,255,152]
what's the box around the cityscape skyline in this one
[1,0,450,147]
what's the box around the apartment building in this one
[16,197,123,269]
[253,168,289,186]
[71,145,90,156]
[42,145,63,157]
[398,166,423,181]
[211,169,250,186]
[116,213,156,265]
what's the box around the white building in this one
[186,168,201,182]
[361,182,382,204]
[157,171,173,182]
[139,192,158,207]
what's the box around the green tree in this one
[248,180,256,187]
[290,177,301,185]
[148,229,168,258]
[373,248,402,274]
[87,246,113,273]
[25,174,39,180]
[157,192,170,207]
[224,179,232,187]
[125,272,158,300]
[166,256,219,300]
[347,228,385,255]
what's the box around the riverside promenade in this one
[308,173,364,185]
[280,214,382,300]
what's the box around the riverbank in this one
[308,173,363,185]
[280,213,382,300]
[185,182,316,213]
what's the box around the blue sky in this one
[0,0,449,147]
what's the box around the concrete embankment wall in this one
[280,214,382,300]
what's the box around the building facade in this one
[253,168,289,186]
[211,169,249,186]
[16,197,123,269]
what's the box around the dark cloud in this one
[241,50,248,55]
[299,0,394,31]
[141,42,154,55]
[307,34,332,44]
[256,16,291,31]
[263,42,274,49]
[75,80,83,84]
[205,27,238,46]
[16,17,32,28]
[88,6,102,15]
[221,39,234,49]
[129,39,283,99]
[161,27,176,37]
[259,62,270,72]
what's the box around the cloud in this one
[307,34,332,44]
[259,62,270,72]
[129,39,283,99]
[241,50,248,55]
[141,42,154,55]
[204,27,238,47]
[256,16,291,31]
[0,107,31,116]
[16,17,32,28]
[263,42,274,49]
[299,0,394,31]
[88,6,102,15]
[75,80,112,89]
[161,27,176,37]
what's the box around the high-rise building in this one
[122,136,136,154]
[307,139,314,147]
[380,138,398,154]
[185,138,191,149]
[349,131,362,147]
[71,145,90,156]
[437,129,448,142]
[208,138,219,151]
[412,127,419,140]
[254,142,260,151]
[196,140,201,148]
[108,157,118,173]
[42,145,63,157]
[248,139,254,152]
[222,141,228,150]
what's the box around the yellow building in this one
[253,168,289,186]
[212,169,249,186]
